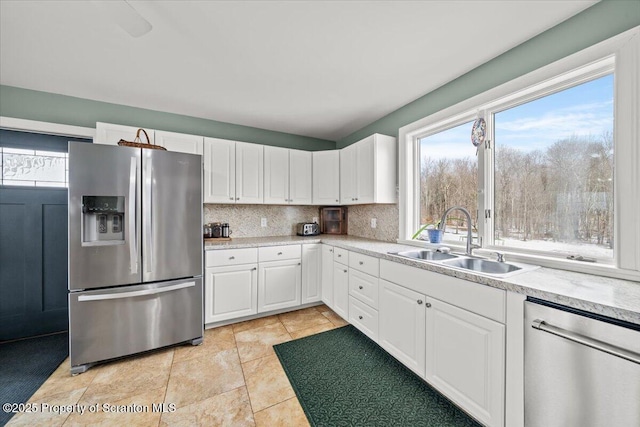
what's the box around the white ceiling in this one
[0,0,596,141]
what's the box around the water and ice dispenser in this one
[82,196,125,244]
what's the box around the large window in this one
[493,74,614,259]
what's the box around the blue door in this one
[0,130,91,341]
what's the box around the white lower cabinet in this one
[379,279,426,377]
[258,259,301,313]
[348,296,378,341]
[321,245,334,307]
[204,264,258,323]
[332,263,349,320]
[302,244,322,304]
[425,297,505,427]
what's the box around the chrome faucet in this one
[439,206,480,256]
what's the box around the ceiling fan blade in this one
[92,0,152,38]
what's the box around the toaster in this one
[296,222,320,236]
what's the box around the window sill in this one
[396,239,640,283]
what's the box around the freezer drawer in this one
[69,278,203,372]
[524,300,640,427]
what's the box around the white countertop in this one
[205,235,640,325]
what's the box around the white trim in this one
[0,116,95,139]
[398,26,640,277]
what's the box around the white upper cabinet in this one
[204,138,263,204]
[264,146,312,205]
[155,130,203,155]
[289,149,313,204]
[340,144,357,204]
[313,150,340,205]
[96,123,203,155]
[204,137,236,203]
[235,142,264,204]
[340,133,397,205]
[264,146,290,204]
[95,122,155,146]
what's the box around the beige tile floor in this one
[7,304,348,427]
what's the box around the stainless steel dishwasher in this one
[525,298,640,427]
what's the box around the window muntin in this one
[0,147,69,188]
[418,120,478,243]
[493,74,614,260]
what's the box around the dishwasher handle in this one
[532,319,640,365]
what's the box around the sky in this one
[420,74,614,161]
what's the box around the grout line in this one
[159,349,175,426]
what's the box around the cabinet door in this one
[321,245,334,307]
[339,144,356,204]
[236,142,264,204]
[258,259,301,313]
[332,263,349,320]
[95,122,154,146]
[263,146,290,204]
[289,149,312,205]
[204,137,236,203]
[379,279,426,377]
[313,150,340,205]
[155,131,203,154]
[204,264,257,323]
[301,244,321,304]
[425,297,505,427]
[356,136,375,204]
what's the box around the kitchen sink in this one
[442,257,525,276]
[394,250,458,261]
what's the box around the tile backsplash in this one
[204,204,321,238]
[204,203,400,241]
[347,204,399,242]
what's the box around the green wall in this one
[0,85,335,151]
[337,0,640,148]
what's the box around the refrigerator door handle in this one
[128,157,138,274]
[77,281,195,302]
[144,156,153,274]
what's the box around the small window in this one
[0,147,69,188]
[493,74,614,259]
[418,120,478,242]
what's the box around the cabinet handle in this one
[426,302,432,308]
[278,252,283,255]
[252,267,257,271]
[229,256,235,260]
[343,269,347,273]
[298,262,301,265]
[229,197,234,200]
[355,198,358,201]
[336,199,338,202]
[338,254,341,257]
[236,197,240,200]
[359,261,364,265]
[358,316,363,320]
[329,249,333,252]
[358,285,363,290]
[417,299,423,305]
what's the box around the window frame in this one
[398,27,640,280]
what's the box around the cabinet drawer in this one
[206,248,258,267]
[334,247,349,264]
[259,244,301,262]
[349,252,379,277]
[349,269,379,309]
[349,296,379,342]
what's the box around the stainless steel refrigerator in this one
[68,142,203,374]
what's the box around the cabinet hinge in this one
[485,209,491,219]
[485,140,491,150]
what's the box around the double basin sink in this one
[391,249,538,278]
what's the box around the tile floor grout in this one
[7,304,348,427]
